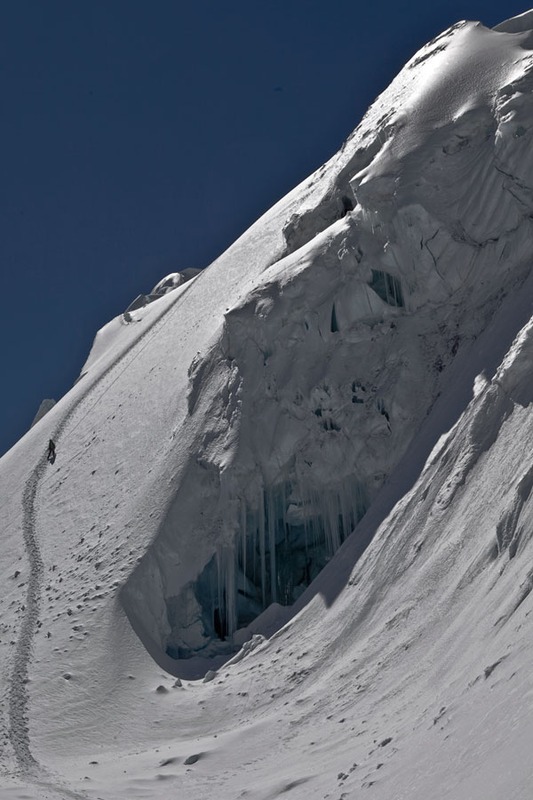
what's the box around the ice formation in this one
[164,479,367,659]
[119,17,533,671]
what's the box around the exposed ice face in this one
[165,478,366,659]
[120,20,533,675]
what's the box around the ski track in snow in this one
[7,281,196,793]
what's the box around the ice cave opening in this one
[370,269,404,307]
[164,478,366,661]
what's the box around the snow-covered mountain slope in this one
[3,11,533,799]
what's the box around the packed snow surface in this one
[3,10,533,799]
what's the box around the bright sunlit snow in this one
[3,11,533,800]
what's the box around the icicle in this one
[323,491,333,557]
[340,481,352,543]
[225,548,236,637]
[311,486,321,549]
[216,550,222,624]
[241,499,247,593]
[252,512,257,588]
[268,489,277,603]
[214,549,225,639]
[259,489,266,607]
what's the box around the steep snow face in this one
[495,8,533,33]
[4,12,533,800]
[116,20,533,670]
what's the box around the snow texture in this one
[30,399,56,429]
[3,10,533,799]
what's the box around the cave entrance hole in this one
[164,478,366,661]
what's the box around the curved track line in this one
[7,281,196,783]
[8,459,46,771]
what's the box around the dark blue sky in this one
[0,0,528,456]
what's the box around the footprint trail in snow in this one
[7,282,195,787]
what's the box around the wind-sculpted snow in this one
[5,11,533,799]
[120,20,533,674]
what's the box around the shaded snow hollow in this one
[3,10,533,800]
